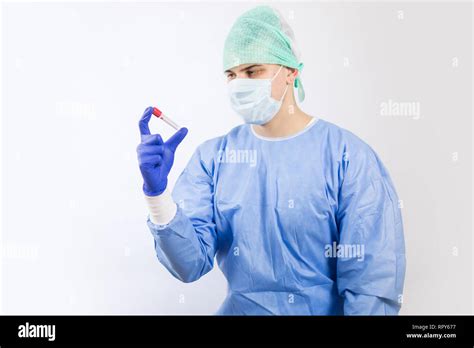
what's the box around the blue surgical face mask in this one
[228,65,289,125]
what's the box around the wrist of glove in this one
[143,178,167,197]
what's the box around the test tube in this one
[152,107,181,131]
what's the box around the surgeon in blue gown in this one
[136,6,406,315]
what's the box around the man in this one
[137,5,406,315]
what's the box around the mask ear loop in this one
[271,65,289,102]
[279,84,289,102]
[271,65,284,82]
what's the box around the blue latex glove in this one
[137,106,188,196]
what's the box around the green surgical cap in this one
[223,6,305,102]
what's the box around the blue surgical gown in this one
[147,118,406,315]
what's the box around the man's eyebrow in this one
[225,64,262,74]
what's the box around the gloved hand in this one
[137,106,188,196]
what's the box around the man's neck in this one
[252,105,313,138]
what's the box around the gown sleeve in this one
[146,142,218,283]
[335,139,406,315]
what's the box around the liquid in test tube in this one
[152,107,181,131]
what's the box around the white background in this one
[1,1,472,314]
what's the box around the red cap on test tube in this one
[152,107,162,118]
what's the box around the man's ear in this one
[287,68,297,84]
